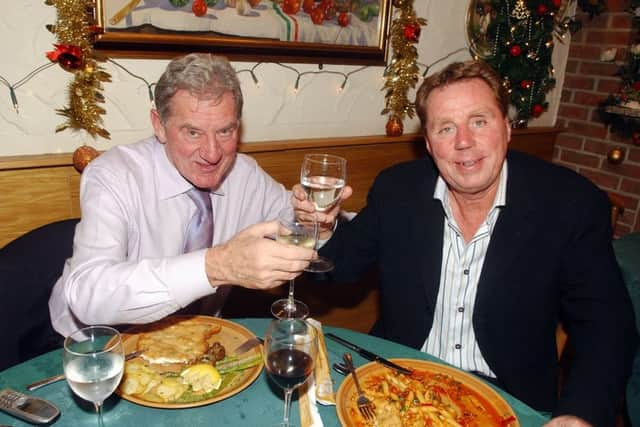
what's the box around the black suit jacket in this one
[321,150,637,426]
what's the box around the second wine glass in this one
[300,153,347,273]
[271,207,318,320]
[263,319,317,427]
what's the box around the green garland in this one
[474,0,603,126]
[475,1,574,125]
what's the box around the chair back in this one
[613,232,640,426]
[0,218,79,370]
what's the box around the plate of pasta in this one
[335,358,519,427]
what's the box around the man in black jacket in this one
[311,60,637,426]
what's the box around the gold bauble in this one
[73,145,100,173]
[607,147,624,165]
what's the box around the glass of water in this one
[63,326,124,426]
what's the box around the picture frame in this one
[93,0,393,65]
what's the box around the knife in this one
[232,336,263,355]
[325,333,412,375]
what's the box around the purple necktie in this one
[182,188,229,316]
[184,188,213,253]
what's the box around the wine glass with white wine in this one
[271,206,318,320]
[300,153,347,273]
[63,326,124,427]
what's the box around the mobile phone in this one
[0,389,60,424]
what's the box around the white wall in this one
[0,0,562,156]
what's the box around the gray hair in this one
[154,53,243,124]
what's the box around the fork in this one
[343,352,376,421]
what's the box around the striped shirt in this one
[421,161,508,378]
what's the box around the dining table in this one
[0,318,550,426]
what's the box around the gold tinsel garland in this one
[48,0,111,139]
[381,0,426,136]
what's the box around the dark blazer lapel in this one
[476,154,537,303]
[413,160,446,319]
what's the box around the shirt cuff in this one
[164,249,213,308]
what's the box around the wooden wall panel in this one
[0,129,558,248]
[0,166,80,246]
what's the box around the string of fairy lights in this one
[4,0,427,142]
[0,49,469,122]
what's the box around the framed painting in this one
[93,0,393,65]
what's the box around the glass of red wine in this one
[263,319,317,427]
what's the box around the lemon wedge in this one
[180,363,222,393]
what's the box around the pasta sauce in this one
[347,368,517,427]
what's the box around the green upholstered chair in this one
[613,232,640,426]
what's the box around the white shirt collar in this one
[433,159,508,224]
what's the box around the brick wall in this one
[555,0,640,235]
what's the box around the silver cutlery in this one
[232,336,263,355]
[326,333,412,375]
[343,353,376,421]
[26,349,144,391]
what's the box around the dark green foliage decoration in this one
[470,0,602,126]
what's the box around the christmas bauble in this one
[552,0,561,8]
[633,132,640,146]
[73,145,100,173]
[531,104,544,117]
[509,45,522,57]
[403,23,421,42]
[58,53,82,72]
[520,80,532,89]
[385,115,404,137]
[607,147,624,164]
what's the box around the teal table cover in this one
[0,318,549,426]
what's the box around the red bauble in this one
[537,4,548,15]
[552,0,562,8]
[192,0,207,16]
[385,115,404,136]
[73,145,100,173]
[509,45,522,57]
[520,80,532,89]
[46,44,83,72]
[633,132,640,146]
[531,104,545,117]
[403,23,421,42]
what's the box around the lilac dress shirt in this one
[49,136,290,336]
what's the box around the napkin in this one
[299,379,323,427]
[299,318,336,427]
[307,318,336,405]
